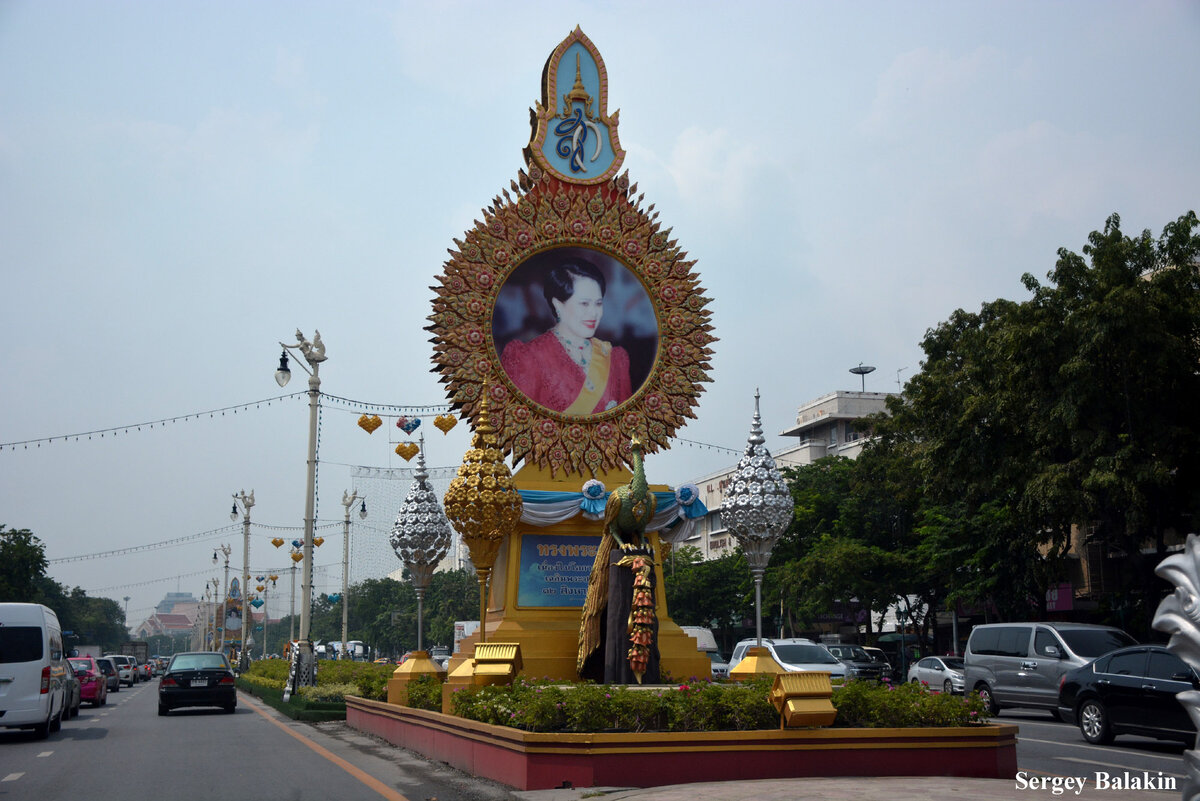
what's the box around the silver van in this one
[0,602,69,738]
[963,622,1135,716]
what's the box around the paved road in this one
[1,684,1189,801]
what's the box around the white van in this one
[0,603,69,738]
[963,622,1135,716]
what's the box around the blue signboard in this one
[517,534,600,608]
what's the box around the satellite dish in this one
[849,363,876,391]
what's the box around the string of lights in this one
[48,521,342,563]
[0,393,309,451]
[319,393,453,416]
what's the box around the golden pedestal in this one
[769,671,837,728]
[729,645,785,681]
[386,650,446,706]
[443,463,710,684]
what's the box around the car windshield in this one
[838,646,870,661]
[941,657,965,670]
[773,644,840,665]
[68,659,91,674]
[171,654,228,671]
[706,652,726,664]
[1059,629,1137,658]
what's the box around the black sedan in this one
[1057,644,1196,745]
[158,651,237,715]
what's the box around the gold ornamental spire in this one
[443,388,523,642]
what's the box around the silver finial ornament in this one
[723,390,793,646]
[390,434,452,652]
[1152,533,1200,800]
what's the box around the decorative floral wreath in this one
[428,164,715,476]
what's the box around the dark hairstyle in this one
[543,258,606,319]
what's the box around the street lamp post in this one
[123,596,130,632]
[231,490,255,671]
[274,329,326,688]
[213,545,231,655]
[339,490,366,660]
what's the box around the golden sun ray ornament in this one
[428,26,715,476]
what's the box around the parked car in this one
[95,656,120,693]
[0,602,68,738]
[861,646,895,681]
[826,644,889,681]
[963,622,1136,715]
[907,656,965,694]
[1058,644,1196,745]
[158,651,236,715]
[729,638,845,680]
[107,654,138,687]
[68,656,108,707]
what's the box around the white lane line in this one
[2,773,24,782]
[36,752,52,758]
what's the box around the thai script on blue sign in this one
[517,533,601,607]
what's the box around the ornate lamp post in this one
[443,393,522,645]
[231,490,255,671]
[724,390,793,678]
[339,490,366,660]
[390,437,451,655]
[274,328,326,688]
[213,545,232,655]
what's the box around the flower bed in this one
[448,676,989,733]
[346,693,1018,791]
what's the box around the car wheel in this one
[49,708,62,733]
[1078,699,1113,744]
[224,703,236,714]
[1048,709,1062,722]
[975,683,1000,715]
[33,709,52,740]
[158,703,169,716]
[944,679,953,694]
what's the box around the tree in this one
[881,211,1200,635]
[0,525,49,602]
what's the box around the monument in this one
[427,28,714,684]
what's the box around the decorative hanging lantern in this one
[443,388,523,643]
[723,390,793,653]
[271,537,285,548]
[390,434,452,653]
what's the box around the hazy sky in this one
[2,1,1197,629]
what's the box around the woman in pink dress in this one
[500,259,632,415]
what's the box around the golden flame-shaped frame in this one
[429,165,715,476]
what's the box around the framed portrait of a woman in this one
[493,247,658,418]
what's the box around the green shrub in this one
[242,658,391,701]
[298,682,357,702]
[450,677,990,733]
[406,674,443,712]
[829,680,990,728]
[238,673,286,691]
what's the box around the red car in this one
[67,656,109,707]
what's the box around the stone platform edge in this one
[345,695,1019,791]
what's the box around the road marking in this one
[1056,756,1184,778]
[2,774,23,782]
[245,698,410,801]
[36,752,52,758]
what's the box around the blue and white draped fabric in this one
[580,480,607,519]
[517,485,708,544]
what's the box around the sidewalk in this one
[512,776,1180,800]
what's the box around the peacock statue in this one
[601,435,657,551]
[577,436,660,682]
